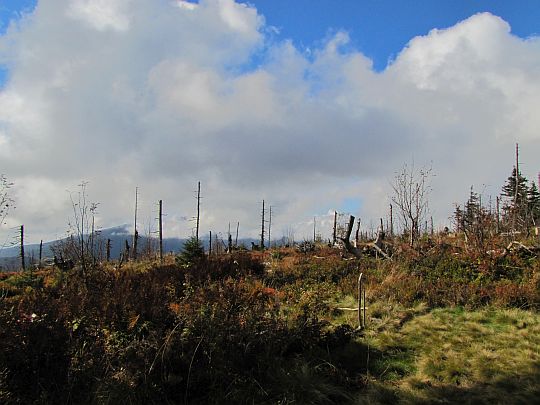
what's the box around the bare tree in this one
[0,174,14,228]
[67,182,99,271]
[391,162,433,247]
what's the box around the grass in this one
[354,305,540,404]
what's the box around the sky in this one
[0,0,539,245]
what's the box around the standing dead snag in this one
[355,218,361,246]
[389,204,394,238]
[39,240,43,269]
[106,239,111,262]
[159,200,163,262]
[260,200,265,250]
[333,211,338,245]
[268,206,272,248]
[133,187,138,260]
[20,225,25,270]
[196,182,201,242]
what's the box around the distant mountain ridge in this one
[0,225,260,271]
[0,225,185,270]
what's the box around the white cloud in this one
[67,0,132,32]
[0,4,539,245]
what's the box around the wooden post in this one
[358,273,366,330]
[20,225,25,271]
[260,200,265,250]
[159,200,163,263]
[39,239,43,269]
[196,181,201,242]
[333,211,337,245]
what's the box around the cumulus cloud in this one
[0,2,539,244]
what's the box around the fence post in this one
[358,272,366,329]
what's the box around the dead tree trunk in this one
[268,206,272,248]
[159,200,163,263]
[227,223,232,252]
[496,196,500,233]
[339,216,362,258]
[340,215,392,260]
[196,181,201,242]
[39,239,43,269]
[124,240,130,261]
[389,204,394,237]
[133,187,138,260]
[333,211,338,245]
[106,239,111,262]
[260,200,265,250]
[20,225,25,271]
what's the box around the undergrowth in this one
[0,239,538,403]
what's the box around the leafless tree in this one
[67,182,100,272]
[391,162,433,247]
[0,174,14,228]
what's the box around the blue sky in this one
[250,0,540,70]
[0,0,35,83]
[0,0,539,242]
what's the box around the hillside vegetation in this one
[0,233,539,404]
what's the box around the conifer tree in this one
[501,167,529,205]
[501,167,530,228]
[464,186,481,229]
[528,181,540,224]
[176,235,205,267]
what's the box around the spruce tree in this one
[177,236,205,267]
[528,181,540,224]
[453,204,464,232]
[501,167,529,204]
[501,167,530,228]
[464,186,481,229]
